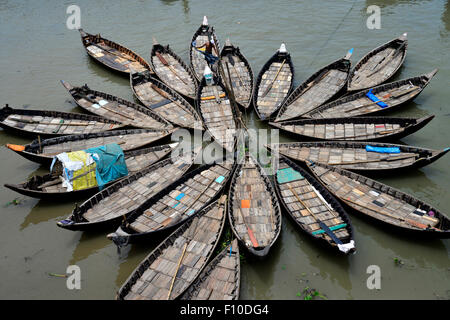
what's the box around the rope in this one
[308,0,358,67]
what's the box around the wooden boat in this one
[116,196,227,300]
[228,152,282,257]
[274,156,355,253]
[347,33,408,91]
[150,38,197,99]
[57,146,201,231]
[307,161,450,237]
[130,69,202,129]
[269,115,434,142]
[305,69,438,118]
[189,16,220,82]
[267,141,449,174]
[253,43,295,120]
[78,29,151,74]
[197,74,238,153]
[61,80,172,129]
[274,49,353,122]
[180,238,240,300]
[107,160,235,246]
[4,144,177,201]
[219,39,254,109]
[0,105,124,137]
[5,128,175,166]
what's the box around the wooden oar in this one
[167,215,199,300]
[367,42,406,78]
[261,59,286,98]
[299,69,331,98]
[200,93,226,100]
[328,153,418,165]
[287,184,342,244]
[155,51,189,85]
[37,135,42,153]
[10,118,89,126]
[150,84,191,114]
[236,199,259,248]
[89,42,125,59]
[343,197,441,231]
[345,86,420,113]
[334,127,403,140]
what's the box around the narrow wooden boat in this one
[220,39,254,109]
[306,69,438,118]
[61,80,172,129]
[307,161,450,237]
[116,196,227,300]
[107,160,235,246]
[197,74,238,153]
[189,16,220,82]
[228,152,282,257]
[130,69,202,129]
[267,141,449,174]
[275,49,353,122]
[4,144,177,201]
[347,33,408,91]
[269,115,434,142]
[274,156,355,253]
[180,238,240,300]
[0,105,124,137]
[253,43,295,120]
[78,29,151,74]
[150,38,197,99]
[57,146,201,231]
[5,128,175,166]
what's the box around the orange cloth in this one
[241,199,250,208]
[6,144,25,152]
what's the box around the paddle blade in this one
[318,221,342,245]
[227,54,235,66]
[247,227,259,248]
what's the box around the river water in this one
[0,0,448,299]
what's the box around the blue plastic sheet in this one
[84,143,128,190]
[366,145,401,154]
[276,167,304,184]
[366,89,388,108]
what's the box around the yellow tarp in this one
[67,151,97,191]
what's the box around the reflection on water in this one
[20,199,74,231]
[69,231,114,266]
[443,0,450,31]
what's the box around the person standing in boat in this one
[193,35,219,73]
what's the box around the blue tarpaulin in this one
[276,167,304,184]
[366,89,388,108]
[366,145,401,154]
[84,143,128,189]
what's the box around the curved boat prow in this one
[344,48,354,60]
[425,68,438,80]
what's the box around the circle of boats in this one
[1,18,448,300]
